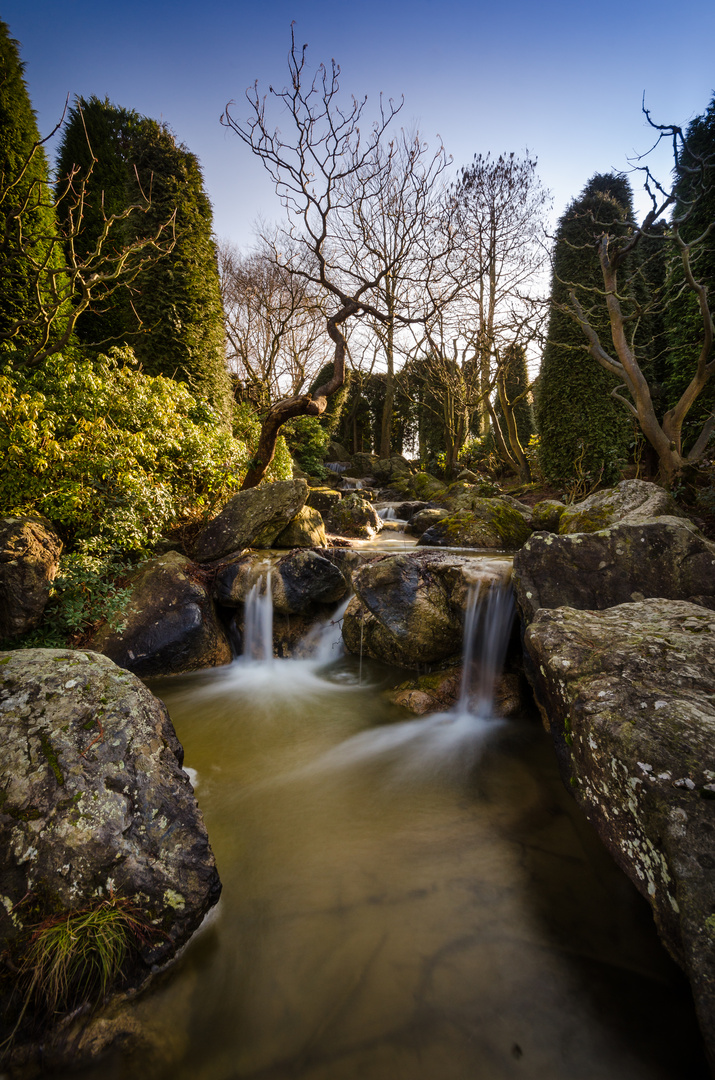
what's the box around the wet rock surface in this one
[0,648,221,966]
[513,520,715,624]
[89,552,232,677]
[0,516,63,641]
[192,480,308,562]
[523,599,715,1067]
[215,549,347,615]
[342,550,512,669]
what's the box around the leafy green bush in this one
[282,415,329,477]
[17,553,134,649]
[0,348,291,554]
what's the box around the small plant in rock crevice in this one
[2,894,157,1044]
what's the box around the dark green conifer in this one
[0,21,66,350]
[536,174,635,484]
[56,98,230,417]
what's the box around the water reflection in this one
[67,644,707,1080]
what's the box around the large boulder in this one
[192,479,308,562]
[325,440,351,463]
[89,551,232,676]
[391,471,448,502]
[513,519,715,624]
[350,452,380,478]
[0,515,62,641]
[0,647,221,977]
[558,479,685,535]
[523,600,715,1065]
[342,550,512,668]
[215,549,347,615]
[370,455,413,483]
[417,498,533,550]
[405,507,450,536]
[306,487,342,514]
[272,506,327,548]
[325,492,383,539]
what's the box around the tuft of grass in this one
[12,895,155,1022]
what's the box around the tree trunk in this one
[240,304,355,490]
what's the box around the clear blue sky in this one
[3,0,714,248]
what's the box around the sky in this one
[3,0,715,251]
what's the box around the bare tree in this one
[221,28,452,488]
[1,113,176,365]
[218,238,330,406]
[450,152,550,438]
[562,111,714,487]
[333,132,453,457]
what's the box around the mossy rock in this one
[531,499,566,533]
[418,499,533,550]
[273,506,327,548]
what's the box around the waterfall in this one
[456,581,514,718]
[378,506,398,520]
[241,571,274,662]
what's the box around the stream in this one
[66,574,708,1079]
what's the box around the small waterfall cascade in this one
[456,580,514,717]
[378,506,398,520]
[325,461,349,474]
[241,570,274,663]
[299,596,351,664]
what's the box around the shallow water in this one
[71,642,708,1080]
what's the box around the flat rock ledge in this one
[523,599,715,1067]
[0,648,221,1067]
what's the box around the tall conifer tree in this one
[57,98,230,417]
[0,21,66,350]
[536,174,635,484]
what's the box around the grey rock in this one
[0,648,221,969]
[530,499,566,533]
[273,506,327,548]
[522,599,715,1064]
[89,551,232,676]
[342,550,512,668]
[215,549,346,615]
[405,508,450,536]
[325,440,352,462]
[418,498,533,550]
[193,480,308,562]
[513,520,715,624]
[306,488,342,513]
[350,452,380,478]
[558,479,685,535]
[0,516,62,641]
[325,493,383,539]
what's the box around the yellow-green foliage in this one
[0,348,290,553]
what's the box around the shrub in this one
[281,414,329,477]
[0,348,291,554]
[16,553,134,649]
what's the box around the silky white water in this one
[61,594,707,1080]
